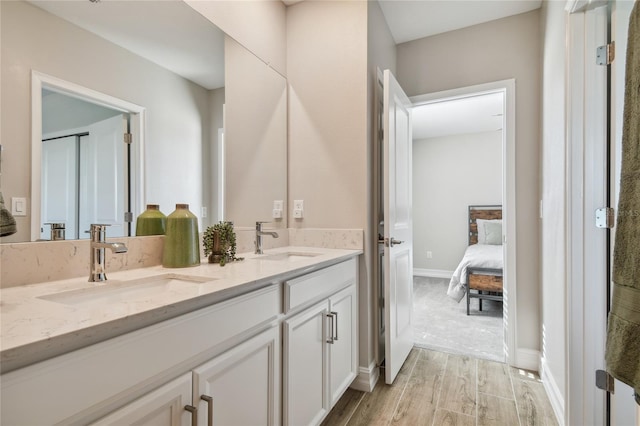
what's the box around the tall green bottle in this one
[163,204,201,268]
[135,204,166,236]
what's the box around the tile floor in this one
[322,347,558,426]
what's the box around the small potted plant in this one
[203,221,239,266]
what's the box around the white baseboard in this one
[413,268,453,279]
[540,357,565,426]
[515,348,540,371]
[350,361,379,392]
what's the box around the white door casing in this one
[382,69,414,385]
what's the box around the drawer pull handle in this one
[326,313,335,344]
[201,395,213,426]
[185,404,198,426]
[331,311,338,341]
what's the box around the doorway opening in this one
[31,71,145,241]
[410,80,517,365]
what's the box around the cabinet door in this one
[328,285,358,406]
[283,301,329,426]
[90,373,192,426]
[193,326,280,426]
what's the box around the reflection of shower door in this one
[41,135,80,239]
[41,115,128,239]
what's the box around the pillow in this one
[484,221,503,245]
[476,219,502,244]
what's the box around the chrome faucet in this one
[89,224,128,282]
[255,221,279,254]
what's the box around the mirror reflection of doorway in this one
[40,89,130,240]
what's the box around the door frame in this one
[409,79,517,368]
[31,70,145,241]
[565,4,610,426]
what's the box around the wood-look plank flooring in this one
[322,348,558,426]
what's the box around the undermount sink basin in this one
[38,274,214,307]
[257,252,322,262]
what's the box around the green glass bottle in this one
[163,204,201,268]
[135,204,166,236]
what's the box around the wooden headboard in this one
[468,205,502,245]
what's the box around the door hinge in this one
[596,42,615,65]
[123,133,133,144]
[596,370,615,393]
[595,207,615,229]
[124,212,133,223]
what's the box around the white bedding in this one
[447,244,504,302]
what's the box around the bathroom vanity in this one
[0,247,360,426]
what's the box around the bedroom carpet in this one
[413,276,504,363]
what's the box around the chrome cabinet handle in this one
[184,404,198,426]
[331,311,338,341]
[326,313,335,344]
[201,395,213,426]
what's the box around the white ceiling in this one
[377,0,543,44]
[412,92,504,140]
[28,0,225,90]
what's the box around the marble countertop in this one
[0,246,361,373]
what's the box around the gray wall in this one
[397,10,542,355]
[413,131,502,272]
[1,1,211,242]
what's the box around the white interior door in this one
[382,69,414,384]
[41,135,78,239]
[79,115,128,238]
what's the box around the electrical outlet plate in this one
[293,200,304,219]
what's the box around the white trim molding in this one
[541,357,566,426]
[350,361,379,392]
[413,269,453,279]
[515,348,541,372]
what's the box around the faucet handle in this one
[87,224,111,240]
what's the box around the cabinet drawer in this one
[284,258,357,313]
[1,284,280,426]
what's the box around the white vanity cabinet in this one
[1,284,281,426]
[283,258,358,426]
[1,254,359,426]
[90,373,193,426]
[192,325,280,426]
[92,326,280,426]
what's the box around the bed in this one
[446,205,504,315]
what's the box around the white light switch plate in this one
[11,197,27,216]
